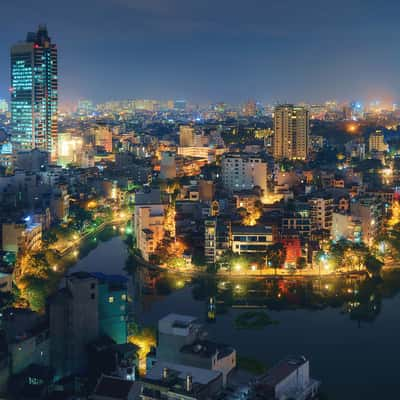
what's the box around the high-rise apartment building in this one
[179,125,195,147]
[273,105,309,160]
[49,272,99,378]
[11,25,58,161]
[92,123,113,153]
[369,130,388,153]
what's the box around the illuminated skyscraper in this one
[11,25,58,161]
[273,104,309,160]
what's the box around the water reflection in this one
[72,237,400,400]
[129,259,400,325]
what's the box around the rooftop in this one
[259,356,308,388]
[145,361,221,386]
[232,225,273,235]
[158,313,198,335]
[93,375,141,399]
[135,188,163,205]
[180,340,234,360]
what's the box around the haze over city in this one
[1,0,400,105]
[2,2,400,400]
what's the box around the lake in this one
[71,236,400,400]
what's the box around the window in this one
[109,296,114,303]
[91,293,95,300]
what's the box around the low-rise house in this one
[231,225,273,255]
[141,361,223,400]
[251,356,320,400]
[157,314,236,385]
[91,375,142,400]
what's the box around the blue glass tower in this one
[11,25,58,161]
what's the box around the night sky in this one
[1,0,400,105]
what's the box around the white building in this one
[308,196,333,231]
[254,356,320,400]
[160,151,178,179]
[331,212,362,243]
[231,225,273,254]
[134,189,166,261]
[221,153,267,193]
[157,314,236,386]
[350,198,382,247]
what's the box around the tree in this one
[169,256,186,270]
[364,254,383,277]
[18,275,50,312]
[69,204,94,231]
[42,230,58,246]
[296,256,307,270]
[216,250,236,271]
[128,326,157,374]
[192,249,206,268]
[266,243,286,275]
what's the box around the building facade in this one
[369,130,388,153]
[92,272,129,345]
[308,196,333,231]
[273,104,309,160]
[2,220,42,255]
[49,272,99,378]
[231,225,273,254]
[133,189,166,261]
[221,153,267,193]
[179,126,195,147]
[11,25,58,161]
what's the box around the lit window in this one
[109,296,114,303]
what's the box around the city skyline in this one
[1,0,400,105]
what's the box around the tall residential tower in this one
[11,25,58,161]
[273,104,309,160]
